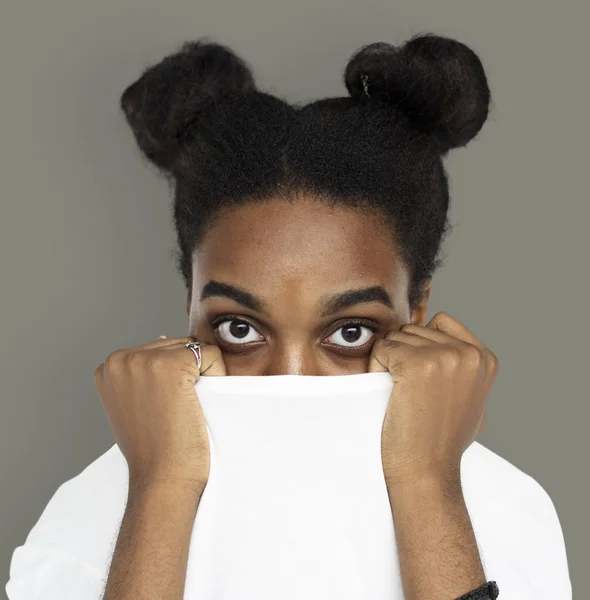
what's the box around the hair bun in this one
[120,40,256,172]
[344,33,491,153]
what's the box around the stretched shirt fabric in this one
[6,372,572,599]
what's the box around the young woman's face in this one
[187,197,430,375]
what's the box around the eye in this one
[325,321,378,350]
[210,315,379,351]
[212,316,264,345]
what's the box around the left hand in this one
[368,311,499,487]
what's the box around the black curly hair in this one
[120,33,491,312]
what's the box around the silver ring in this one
[185,341,202,370]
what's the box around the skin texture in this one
[186,197,430,370]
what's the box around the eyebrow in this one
[200,280,393,318]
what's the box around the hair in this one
[120,33,491,311]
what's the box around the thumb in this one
[367,356,388,373]
[367,340,391,374]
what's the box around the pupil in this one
[342,325,361,343]
[230,321,249,339]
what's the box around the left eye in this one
[325,323,376,348]
[214,319,264,345]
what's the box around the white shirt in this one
[6,372,572,599]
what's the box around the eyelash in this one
[210,314,379,352]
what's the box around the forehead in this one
[193,198,408,310]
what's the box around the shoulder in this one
[13,443,128,573]
[461,440,556,518]
[461,441,572,597]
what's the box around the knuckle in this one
[143,352,164,371]
[382,330,402,343]
[422,357,439,375]
[462,343,483,363]
[377,337,400,352]
[103,349,125,373]
[372,337,388,349]
[127,350,146,365]
[206,344,223,359]
[433,311,451,322]
[93,363,104,383]
[441,347,462,368]
[486,349,500,373]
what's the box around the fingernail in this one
[158,335,167,339]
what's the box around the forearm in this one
[102,479,203,600]
[387,474,486,600]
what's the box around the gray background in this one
[1,0,587,596]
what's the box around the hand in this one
[94,336,227,491]
[368,312,499,487]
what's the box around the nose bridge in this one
[264,338,320,376]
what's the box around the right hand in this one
[94,336,227,491]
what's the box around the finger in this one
[425,312,487,351]
[392,319,465,346]
[150,340,217,354]
[424,314,498,372]
[147,341,200,350]
[94,338,198,382]
[398,317,485,352]
[176,342,227,376]
[130,335,197,352]
[382,329,436,346]
[144,342,227,377]
[367,337,413,374]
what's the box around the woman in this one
[6,34,571,600]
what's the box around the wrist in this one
[384,457,461,489]
[129,473,206,503]
[385,469,463,501]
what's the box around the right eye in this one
[212,317,265,346]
